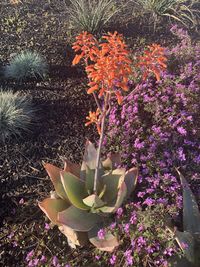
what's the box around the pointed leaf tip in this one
[63,158,81,178]
[43,163,68,201]
[38,198,69,225]
[124,167,138,198]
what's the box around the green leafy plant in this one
[68,0,119,34]
[5,51,48,81]
[0,89,35,142]
[131,0,197,30]
[169,169,200,267]
[39,141,138,251]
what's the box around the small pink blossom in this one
[45,223,50,230]
[19,198,24,204]
[97,229,106,240]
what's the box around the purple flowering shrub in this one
[167,25,200,74]
[104,27,200,211]
[98,27,200,266]
[95,204,182,267]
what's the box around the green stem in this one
[93,113,106,194]
[93,92,110,194]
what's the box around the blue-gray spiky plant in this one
[0,89,35,142]
[5,51,48,81]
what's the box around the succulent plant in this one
[39,141,138,251]
[169,169,200,267]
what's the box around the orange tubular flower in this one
[86,32,132,101]
[72,31,132,105]
[72,31,98,65]
[138,44,167,81]
[85,109,101,134]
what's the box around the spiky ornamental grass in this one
[0,90,35,142]
[5,51,48,81]
[68,0,119,34]
[131,0,197,30]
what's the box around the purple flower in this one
[52,256,59,267]
[125,250,133,266]
[143,197,155,206]
[110,255,117,265]
[164,247,174,256]
[137,191,146,198]
[177,147,186,161]
[8,232,14,239]
[137,236,146,247]
[116,207,123,218]
[12,241,18,247]
[109,222,116,230]
[97,229,106,240]
[45,223,50,230]
[180,242,188,249]
[138,225,144,232]
[26,250,34,262]
[40,255,46,263]
[146,246,154,254]
[28,260,34,267]
[177,126,187,136]
[33,259,39,266]
[19,198,24,204]
[124,223,130,234]
[134,138,145,149]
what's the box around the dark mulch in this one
[0,2,100,266]
[0,65,98,266]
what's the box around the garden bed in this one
[0,1,200,267]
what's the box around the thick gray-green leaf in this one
[177,169,200,233]
[176,230,195,263]
[102,168,125,203]
[124,167,138,198]
[57,206,102,232]
[38,198,69,225]
[98,181,127,213]
[61,171,89,210]
[169,255,194,267]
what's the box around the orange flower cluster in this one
[85,109,101,134]
[138,44,167,81]
[72,31,132,105]
[72,31,98,65]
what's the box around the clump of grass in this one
[5,51,48,81]
[68,0,119,34]
[0,89,35,142]
[131,0,198,30]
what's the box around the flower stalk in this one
[72,31,165,194]
[93,112,106,194]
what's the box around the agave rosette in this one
[39,141,138,251]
